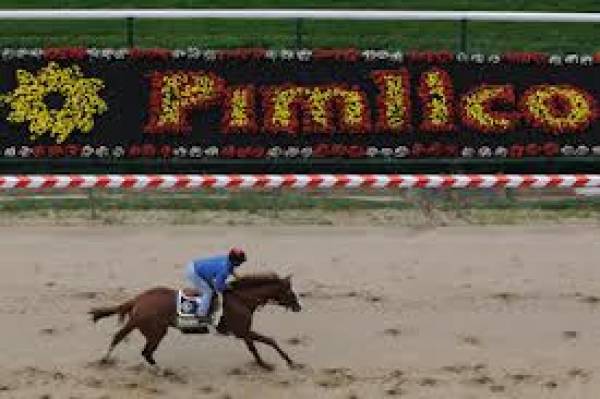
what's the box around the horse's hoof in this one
[259,362,274,371]
[289,362,306,370]
[142,354,156,366]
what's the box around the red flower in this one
[542,142,560,156]
[217,48,267,61]
[425,142,444,157]
[141,144,156,157]
[220,146,236,158]
[412,143,427,157]
[47,145,64,158]
[249,147,265,158]
[313,48,361,62]
[509,145,525,158]
[32,145,47,158]
[313,144,331,158]
[525,143,541,156]
[43,47,87,60]
[128,145,142,158]
[443,144,459,157]
[159,145,172,158]
[65,144,81,157]
[330,144,347,157]
[347,146,366,158]
[406,51,454,64]
[502,52,548,65]
[128,48,172,60]
[236,146,251,158]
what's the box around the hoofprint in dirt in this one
[1,224,600,398]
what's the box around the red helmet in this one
[228,247,247,265]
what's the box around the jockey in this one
[185,248,247,319]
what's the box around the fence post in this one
[126,17,135,48]
[295,18,304,49]
[459,18,468,52]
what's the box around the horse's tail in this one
[89,299,136,324]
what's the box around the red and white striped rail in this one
[0,174,599,189]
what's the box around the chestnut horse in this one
[89,274,302,370]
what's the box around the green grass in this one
[0,1,598,51]
[1,191,600,212]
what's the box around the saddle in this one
[176,288,222,334]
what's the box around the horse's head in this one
[230,273,302,312]
[272,275,302,312]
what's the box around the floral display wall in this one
[0,47,599,164]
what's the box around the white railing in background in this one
[0,9,597,22]
[0,9,595,50]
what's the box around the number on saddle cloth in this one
[177,290,199,317]
[177,289,221,319]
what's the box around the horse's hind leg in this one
[140,323,167,366]
[248,331,295,368]
[243,338,272,370]
[103,320,136,362]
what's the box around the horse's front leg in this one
[243,338,273,370]
[248,331,297,368]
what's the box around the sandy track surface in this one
[1,224,600,398]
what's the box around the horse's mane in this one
[230,272,283,289]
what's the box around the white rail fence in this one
[0,9,596,49]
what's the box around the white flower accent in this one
[561,145,576,156]
[114,48,128,60]
[380,147,393,157]
[300,147,313,158]
[494,146,508,157]
[280,49,295,60]
[87,48,100,58]
[575,145,590,156]
[81,145,94,158]
[456,52,469,62]
[202,50,217,61]
[478,146,492,158]
[296,49,312,61]
[564,54,579,64]
[362,50,375,61]
[173,146,188,157]
[3,146,16,157]
[470,53,485,64]
[186,47,202,59]
[366,146,379,157]
[394,146,410,158]
[111,146,125,158]
[389,51,403,63]
[285,146,300,158]
[549,55,563,65]
[16,48,29,59]
[461,147,476,158]
[592,146,600,156]
[18,146,32,158]
[30,49,43,58]
[95,146,110,158]
[376,50,390,60]
[101,48,117,59]
[581,55,594,66]
[189,146,203,158]
[487,54,501,64]
[266,146,283,158]
[204,146,219,157]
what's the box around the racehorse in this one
[89,273,302,370]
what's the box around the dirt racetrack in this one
[2,222,600,398]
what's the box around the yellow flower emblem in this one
[1,62,107,143]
